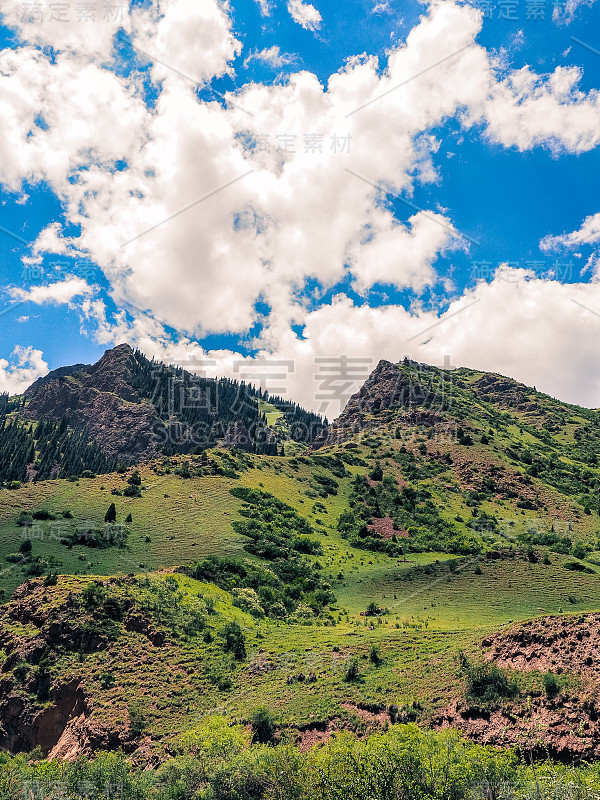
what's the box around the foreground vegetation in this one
[2,722,600,800]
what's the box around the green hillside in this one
[2,358,600,765]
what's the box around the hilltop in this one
[0,344,323,481]
[1,354,600,762]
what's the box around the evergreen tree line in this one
[0,416,116,485]
[263,390,327,444]
[130,350,324,449]
[0,393,23,415]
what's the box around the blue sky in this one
[1,0,600,411]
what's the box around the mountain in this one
[1,354,600,766]
[24,344,158,462]
[0,344,324,483]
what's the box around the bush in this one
[542,672,560,698]
[366,602,380,617]
[250,707,276,744]
[231,587,265,619]
[13,660,29,682]
[128,470,142,486]
[344,658,360,682]
[564,560,594,574]
[369,644,382,665]
[221,622,247,660]
[369,463,383,482]
[105,502,117,523]
[99,671,115,689]
[459,653,518,704]
[18,539,32,554]
[7,481,21,490]
[128,700,147,737]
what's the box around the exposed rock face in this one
[0,579,159,758]
[223,420,253,451]
[86,343,143,403]
[471,373,534,411]
[433,614,600,762]
[25,343,159,462]
[313,359,442,447]
[0,680,87,755]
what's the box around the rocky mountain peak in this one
[312,358,443,448]
[87,343,139,403]
[23,344,157,462]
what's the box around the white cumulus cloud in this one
[287,0,322,30]
[0,346,48,395]
[541,213,600,251]
[1,0,600,409]
[10,278,95,305]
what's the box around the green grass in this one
[258,399,284,427]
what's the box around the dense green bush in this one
[250,707,276,744]
[459,653,518,705]
[220,622,247,660]
[4,723,600,800]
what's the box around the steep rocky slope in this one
[24,344,160,462]
[435,613,600,761]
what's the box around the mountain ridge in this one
[0,344,324,482]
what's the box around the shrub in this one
[7,481,21,490]
[128,470,142,486]
[99,671,115,689]
[369,463,383,482]
[250,707,276,744]
[344,658,360,682]
[221,622,246,660]
[369,644,382,665]
[543,672,560,698]
[128,700,147,737]
[231,587,265,619]
[459,653,518,704]
[13,660,29,682]
[366,602,380,617]
[18,539,32,554]
[564,561,594,574]
[104,503,117,523]
[571,542,588,560]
